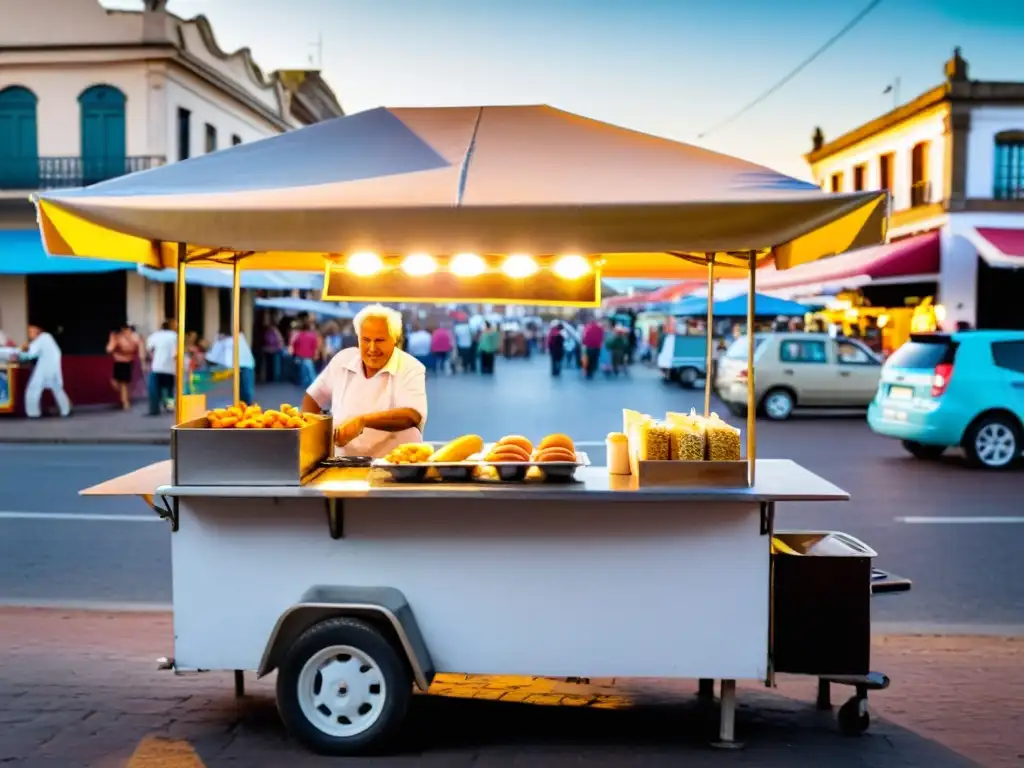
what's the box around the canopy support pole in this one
[232,256,241,404]
[704,254,715,418]
[746,251,757,486]
[174,243,186,424]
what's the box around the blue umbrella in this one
[669,292,809,317]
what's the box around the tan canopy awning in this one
[33,105,887,278]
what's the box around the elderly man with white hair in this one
[302,304,427,457]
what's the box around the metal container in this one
[171,415,333,486]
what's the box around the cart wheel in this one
[276,617,412,756]
[837,696,869,736]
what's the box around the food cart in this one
[33,105,902,755]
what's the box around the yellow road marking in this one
[126,736,206,768]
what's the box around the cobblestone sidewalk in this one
[0,608,1020,767]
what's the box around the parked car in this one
[868,331,1024,469]
[715,332,882,420]
[657,333,708,388]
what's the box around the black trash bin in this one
[772,531,876,677]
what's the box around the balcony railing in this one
[909,180,932,207]
[0,156,166,191]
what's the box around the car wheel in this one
[726,403,747,418]
[901,440,946,460]
[761,388,795,421]
[276,617,412,756]
[964,415,1021,470]
[678,367,700,389]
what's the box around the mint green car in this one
[867,331,1024,469]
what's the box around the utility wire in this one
[696,0,887,139]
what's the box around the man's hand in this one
[334,416,365,448]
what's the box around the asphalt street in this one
[1,357,1022,629]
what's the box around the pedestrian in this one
[145,320,177,416]
[322,321,343,362]
[477,321,499,375]
[289,320,320,389]
[454,318,474,372]
[106,321,140,411]
[431,323,454,374]
[547,322,565,377]
[208,330,256,405]
[581,318,604,379]
[407,325,433,372]
[261,322,284,383]
[340,322,358,350]
[20,323,71,418]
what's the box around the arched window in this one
[0,86,39,189]
[78,84,126,185]
[994,130,1024,200]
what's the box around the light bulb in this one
[347,251,383,276]
[502,254,538,279]
[402,253,436,276]
[552,254,591,279]
[451,253,486,277]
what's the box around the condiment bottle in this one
[606,431,631,475]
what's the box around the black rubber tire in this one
[837,696,869,736]
[726,403,747,418]
[276,617,412,756]
[760,388,796,421]
[963,413,1022,470]
[678,367,700,389]
[901,440,946,460]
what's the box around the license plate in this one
[889,386,914,400]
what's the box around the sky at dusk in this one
[103,0,1024,180]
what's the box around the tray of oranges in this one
[206,402,321,430]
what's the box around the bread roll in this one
[487,451,529,463]
[497,435,534,454]
[486,444,531,460]
[535,447,577,463]
[430,434,484,462]
[538,433,574,452]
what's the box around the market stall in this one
[32,104,900,755]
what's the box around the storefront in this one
[755,231,942,353]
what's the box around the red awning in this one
[602,293,650,309]
[644,280,703,303]
[756,231,941,291]
[966,227,1024,268]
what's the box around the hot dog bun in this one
[538,433,574,452]
[535,447,577,463]
[430,434,484,462]
[497,435,533,454]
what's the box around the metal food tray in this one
[372,451,591,483]
[171,415,333,486]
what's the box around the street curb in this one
[0,436,171,445]
[0,603,1021,638]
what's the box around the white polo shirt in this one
[307,347,427,457]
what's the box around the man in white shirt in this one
[207,330,256,405]
[145,321,177,416]
[20,324,71,418]
[406,325,433,372]
[302,305,427,457]
[453,320,474,373]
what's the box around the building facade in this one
[0,0,342,406]
[801,48,1024,330]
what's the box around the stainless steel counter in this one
[153,459,848,503]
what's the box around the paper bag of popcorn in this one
[666,410,707,461]
[705,412,742,461]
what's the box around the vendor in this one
[302,304,427,457]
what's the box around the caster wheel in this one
[837,696,869,736]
